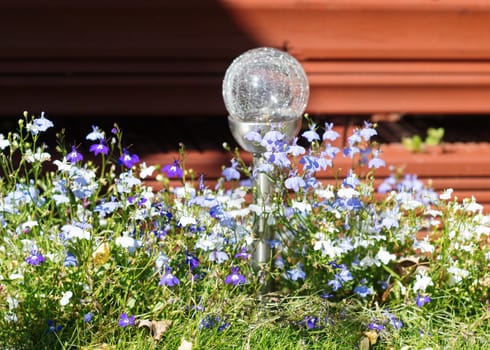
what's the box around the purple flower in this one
[25,250,45,266]
[89,142,109,156]
[415,293,431,307]
[159,267,180,287]
[234,247,251,260]
[225,267,246,286]
[118,149,140,168]
[161,160,183,178]
[118,312,135,327]
[185,253,199,270]
[304,316,319,329]
[67,146,83,163]
[367,319,385,332]
[83,312,93,323]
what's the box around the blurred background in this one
[1,0,489,207]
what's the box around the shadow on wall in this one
[0,1,259,118]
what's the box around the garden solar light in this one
[222,47,309,277]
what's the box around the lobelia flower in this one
[118,313,135,327]
[25,250,46,266]
[323,122,340,141]
[27,112,54,135]
[162,160,183,178]
[354,283,372,298]
[415,293,431,307]
[286,264,306,281]
[46,320,63,333]
[86,125,105,141]
[66,146,83,163]
[118,149,140,168]
[185,253,199,270]
[234,247,251,260]
[89,142,109,156]
[159,267,180,287]
[83,312,94,323]
[302,125,320,143]
[60,291,73,306]
[64,252,78,267]
[222,159,240,181]
[225,267,246,286]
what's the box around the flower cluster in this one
[0,112,488,348]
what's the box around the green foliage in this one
[402,127,445,152]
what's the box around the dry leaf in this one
[136,319,172,341]
[178,338,193,350]
[363,330,379,345]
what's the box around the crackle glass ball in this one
[223,47,309,123]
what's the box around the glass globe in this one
[223,47,309,123]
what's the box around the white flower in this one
[439,188,453,200]
[337,187,358,199]
[178,216,197,227]
[24,148,51,163]
[375,247,396,265]
[447,265,470,286]
[0,134,9,150]
[115,235,141,253]
[62,224,90,240]
[413,270,433,293]
[413,237,435,254]
[53,158,73,172]
[291,200,312,213]
[60,291,73,306]
[139,162,156,179]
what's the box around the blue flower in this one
[46,320,63,333]
[159,267,180,287]
[83,312,94,323]
[286,264,306,281]
[118,312,135,327]
[225,267,246,286]
[25,250,45,266]
[67,146,83,163]
[161,160,183,178]
[368,150,385,169]
[64,252,78,267]
[89,142,109,156]
[285,174,306,192]
[322,122,340,141]
[359,121,377,141]
[354,284,372,298]
[415,293,431,307]
[27,112,54,135]
[222,159,240,181]
[118,149,140,168]
[302,128,320,143]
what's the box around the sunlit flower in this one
[225,267,246,286]
[118,313,135,327]
[60,291,73,306]
[118,149,140,168]
[159,267,180,287]
[162,160,183,178]
[25,250,45,266]
[415,293,431,307]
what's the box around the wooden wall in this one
[2,0,490,117]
